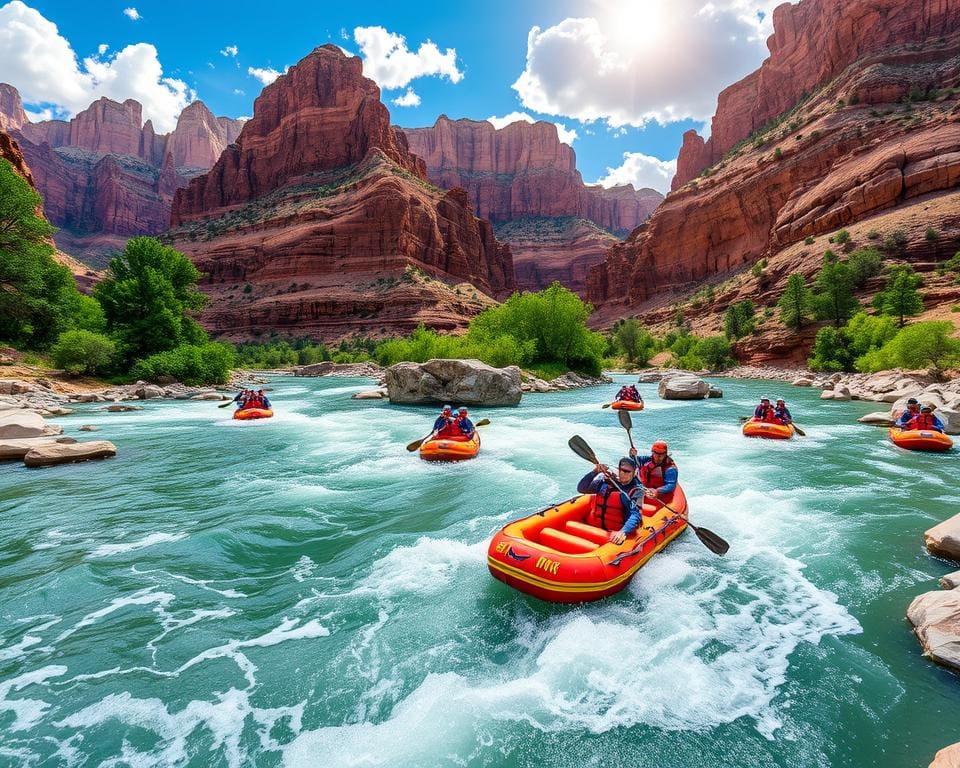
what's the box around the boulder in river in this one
[385,359,522,406]
[0,436,61,460]
[352,389,387,400]
[940,571,960,590]
[858,412,895,426]
[0,410,62,439]
[907,587,960,672]
[657,373,710,400]
[928,743,960,768]
[23,440,117,468]
[926,514,960,562]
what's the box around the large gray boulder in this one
[0,410,62,439]
[657,373,710,400]
[385,359,522,405]
[23,440,117,468]
[926,514,960,562]
[907,587,960,672]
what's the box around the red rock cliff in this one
[167,45,513,342]
[673,0,960,189]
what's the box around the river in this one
[0,374,957,767]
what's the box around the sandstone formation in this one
[907,586,960,671]
[929,743,960,768]
[0,409,62,439]
[657,373,711,400]
[402,117,662,294]
[586,1,960,365]
[926,513,960,562]
[23,439,117,467]
[168,46,514,341]
[385,359,522,406]
[0,83,243,266]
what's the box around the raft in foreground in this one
[742,419,793,439]
[888,428,953,452]
[487,485,688,603]
[419,432,481,462]
[233,408,274,420]
[611,400,644,411]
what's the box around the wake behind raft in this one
[487,486,688,603]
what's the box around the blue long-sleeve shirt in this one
[261,396,271,408]
[774,406,791,423]
[576,464,642,534]
[905,414,945,432]
[896,409,918,427]
[457,417,475,437]
[634,456,678,496]
[433,415,451,432]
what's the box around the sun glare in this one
[599,0,665,49]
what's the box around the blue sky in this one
[0,0,781,192]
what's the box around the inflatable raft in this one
[742,419,793,439]
[611,399,644,411]
[419,431,480,462]
[233,407,274,420]
[487,485,688,603]
[888,428,953,452]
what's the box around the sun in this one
[597,0,666,49]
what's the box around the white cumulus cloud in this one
[594,151,676,194]
[220,44,238,57]
[0,1,193,133]
[486,111,578,145]
[97,43,108,55]
[122,7,140,20]
[391,87,421,107]
[247,65,285,86]
[513,0,779,128]
[353,25,463,90]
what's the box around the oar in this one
[601,402,612,409]
[618,408,636,451]
[567,434,729,556]
[739,415,805,436]
[406,418,491,452]
[218,399,236,409]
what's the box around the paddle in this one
[406,418,491,452]
[601,402,612,409]
[739,414,805,436]
[618,408,636,451]
[218,400,233,408]
[567,434,729,556]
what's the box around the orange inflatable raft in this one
[419,431,481,462]
[611,400,644,411]
[888,428,953,452]
[742,419,793,439]
[487,485,688,603]
[233,407,274,420]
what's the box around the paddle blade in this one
[617,408,633,431]
[474,418,491,427]
[601,403,611,409]
[568,434,599,465]
[690,524,729,556]
[406,439,424,452]
[218,401,232,408]
[792,424,806,437]
[738,415,750,422]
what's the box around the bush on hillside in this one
[50,330,116,376]
[846,247,883,288]
[855,321,960,374]
[131,342,235,385]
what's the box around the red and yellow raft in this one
[487,485,688,603]
[742,419,793,439]
[611,400,644,411]
[888,428,953,452]
[233,407,274,420]
[419,432,481,462]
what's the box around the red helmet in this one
[651,440,668,453]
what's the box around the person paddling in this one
[432,405,454,434]
[773,398,792,426]
[576,455,644,545]
[754,396,775,422]
[907,404,945,433]
[455,406,475,438]
[256,389,271,409]
[615,384,642,403]
[896,398,920,428]
[630,441,678,501]
[232,389,250,409]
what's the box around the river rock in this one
[792,377,813,386]
[657,373,711,400]
[637,369,683,383]
[926,514,960,562]
[940,571,960,590]
[135,384,165,399]
[858,411,895,426]
[907,588,960,672]
[0,379,33,395]
[352,389,387,400]
[0,436,61,460]
[23,440,117,468]
[707,385,723,398]
[106,404,143,412]
[294,361,386,379]
[190,392,226,400]
[0,410,62,439]
[929,743,960,768]
[46,407,74,416]
[386,359,522,406]
[79,424,100,432]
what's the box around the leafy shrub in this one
[808,327,853,372]
[867,230,880,240]
[856,321,960,374]
[835,229,851,245]
[774,147,783,160]
[724,300,756,339]
[131,342,235,385]
[50,330,116,376]
[804,236,815,245]
[846,247,883,288]
[695,336,734,370]
[926,227,940,242]
[881,229,908,255]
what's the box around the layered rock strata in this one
[168,45,513,341]
[402,117,662,294]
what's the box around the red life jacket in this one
[585,483,639,531]
[909,412,935,430]
[639,457,675,489]
[247,397,263,409]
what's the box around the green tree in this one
[51,330,116,375]
[777,273,814,331]
[0,158,85,347]
[846,312,897,360]
[813,260,859,327]
[723,300,756,339]
[807,327,854,372]
[856,321,960,375]
[695,335,734,370]
[872,265,923,326]
[94,237,208,364]
[612,318,641,363]
[846,247,883,288]
[131,341,235,385]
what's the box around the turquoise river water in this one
[1,374,958,767]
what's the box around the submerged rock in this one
[907,588,960,672]
[386,359,522,406]
[352,389,387,400]
[23,440,117,468]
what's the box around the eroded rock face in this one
[385,359,522,406]
[23,440,117,467]
[907,587,960,671]
[926,514,960,562]
[168,46,514,340]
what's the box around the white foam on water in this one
[291,555,317,582]
[56,589,176,643]
[88,532,188,559]
[352,537,487,598]
[0,665,67,732]
[131,566,248,599]
[0,634,42,663]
